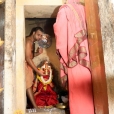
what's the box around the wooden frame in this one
[85,0,109,114]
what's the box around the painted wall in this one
[98,0,114,113]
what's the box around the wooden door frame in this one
[85,0,109,114]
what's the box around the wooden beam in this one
[85,0,109,114]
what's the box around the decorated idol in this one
[32,60,58,107]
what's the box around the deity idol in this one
[32,61,58,107]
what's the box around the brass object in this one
[56,103,67,109]
[0,0,5,4]
[0,88,3,93]
[38,105,53,109]
[0,37,4,46]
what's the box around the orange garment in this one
[25,62,34,89]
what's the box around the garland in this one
[37,69,53,85]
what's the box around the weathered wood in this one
[85,0,109,114]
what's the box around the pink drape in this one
[53,1,94,114]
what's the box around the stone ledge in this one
[26,107,65,114]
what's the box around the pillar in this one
[4,0,16,113]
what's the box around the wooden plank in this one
[85,0,109,114]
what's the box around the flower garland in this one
[37,69,53,85]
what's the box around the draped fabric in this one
[25,61,34,89]
[34,75,58,107]
[53,0,94,114]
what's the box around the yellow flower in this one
[0,88,3,93]
[14,110,23,114]
[0,38,4,46]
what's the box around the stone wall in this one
[0,2,4,114]
[4,0,16,113]
[98,0,114,113]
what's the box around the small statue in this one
[32,60,58,108]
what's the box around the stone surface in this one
[4,0,16,114]
[25,5,60,18]
[26,108,65,114]
[98,0,114,113]
[16,5,26,112]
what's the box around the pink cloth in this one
[53,1,94,114]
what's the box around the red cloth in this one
[34,82,58,106]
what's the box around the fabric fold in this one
[53,1,94,114]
